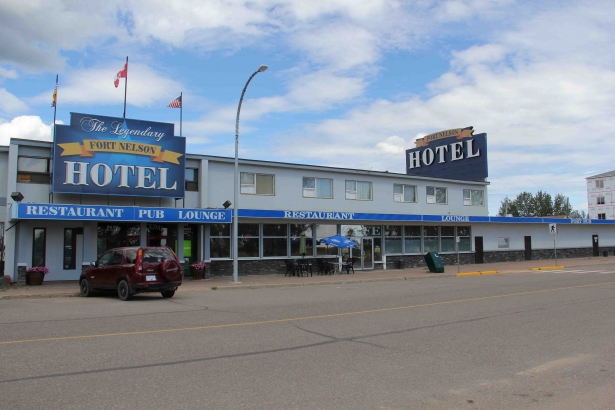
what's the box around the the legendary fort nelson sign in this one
[52,113,186,198]
[405,126,488,181]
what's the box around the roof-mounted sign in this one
[52,113,186,198]
[406,126,488,181]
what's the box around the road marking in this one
[1,280,615,346]
[549,269,615,274]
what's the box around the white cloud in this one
[0,115,53,145]
[0,88,28,116]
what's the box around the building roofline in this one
[586,170,615,179]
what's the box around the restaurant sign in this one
[406,126,488,181]
[52,113,186,198]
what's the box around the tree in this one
[497,191,579,217]
[569,209,587,219]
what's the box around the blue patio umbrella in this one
[318,235,358,271]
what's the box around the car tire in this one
[117,279,132,301]
[80,278,93,297]
[160,290,175,298]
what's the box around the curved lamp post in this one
[233,65,268,283]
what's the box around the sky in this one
[1,0,614,215]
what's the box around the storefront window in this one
[315,224,338,255]
[63,228,76,270]
[290,224,313,257]
[440,226,455,253]
[182,225,198,274]
[264,224,288,257]
[423,226,439,253]
[457,226,471,252]
[384,225,402,254]
[32,228,46,267]
[97,223,140,257]
[238,223,259,257]
[404,226,422,254]
[210,224,230,258]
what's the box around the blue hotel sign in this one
[52,113,186,198]
[405,127,488,181]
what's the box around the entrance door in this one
[592,235,599,256]
[362,238,373,270]
[474,236,484,264]
[524,236,532,260]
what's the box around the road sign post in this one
[456,236,460,273]
[549,224,558,266]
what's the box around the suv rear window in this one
[143,248,175,263]
[125,249,137,264]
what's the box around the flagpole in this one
[51,74,58,204]
[53,75,58,126]
[123,56,128,118]
[180,92,182,137]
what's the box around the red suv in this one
[80,247,182,301]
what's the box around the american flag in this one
[168,95,182,108]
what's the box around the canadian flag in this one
[114,62,128,88]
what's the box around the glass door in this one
[362,238,373,269]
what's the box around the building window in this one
[210,224,231,258]
[598,213,606,219]
[345,180,372,200]
[303,177,333,198]
[290,224,313,257]
[384,225,402,254]
[394,184,417,203]
[63,228,77,270]
[238,223,260,257]
[440,226,455,252]
[457,226,471,252]
[315,224,338,256]
[498,237,510,249]
[597,196,605,205]
[426,186,447,204]
[32,228,46,268]
[17,157,51,184]
[404,226,422,254]
[241,173,275,195]
[463,189,484,206]
[185,168,198,191]
[263,224,288,257]
[596,180,604,188]
[423,226,439,252]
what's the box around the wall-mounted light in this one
[10,192,24,202]
[223,200,232,209]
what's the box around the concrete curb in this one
[0,292,80,300]
[456,270,499,277]
[530,266,565,271]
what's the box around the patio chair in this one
[316,258,332,275]
[297,259,312,277]
[342,257,355,274]
[284,259,298,277]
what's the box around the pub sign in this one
[52,113,186,198]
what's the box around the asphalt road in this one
[1,264,615,409]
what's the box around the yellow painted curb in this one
[530,266,565,271]
[456,270,499,277]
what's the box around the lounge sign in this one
[406,126,488,181]
[52,113,186,198]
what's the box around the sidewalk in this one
[1,256,613,300]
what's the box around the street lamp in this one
[233,64,268,283]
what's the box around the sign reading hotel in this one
[52,113,186,198]
[405,126,488,181]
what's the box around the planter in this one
[190,267,204,280]
[26,271,45,286]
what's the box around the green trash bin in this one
[424,252,444,273]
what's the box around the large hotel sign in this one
[405,126,488,181]
[52,113,186,198]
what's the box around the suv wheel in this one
[161,290,175,298]
[80,278,93,297]
[117,279,133,301]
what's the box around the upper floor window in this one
[185,168,198,191]
[463,189,484,206]
[345,180,372,201]
[393,184,417,203]
[17,156,51,184]
[241,173,275,195]
[596,180,604,188]
[303,177,333,198]
[598,213,606,220]
[426,186,447,204]
[597,196,605,205]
